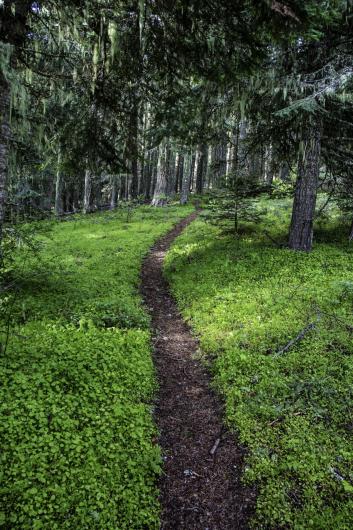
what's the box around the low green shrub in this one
[0,205,193,529]
[1,323,160,529]
[270,179,294,199]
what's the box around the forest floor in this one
[141,212,255,530]
[3,198,352,529]
[0,206,193,529]
[164,197,353,529]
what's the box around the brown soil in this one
[141,212,256,530]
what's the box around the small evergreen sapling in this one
[205,172,266,235]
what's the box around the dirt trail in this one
[141,212,255,530]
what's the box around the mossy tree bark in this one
[54,148,64,217]
[128,103,139,198]
[280,162,290,181]
[0,74,11,244]
[110,175,119,209]
[83,167,92,213]
[166,151,176,199]
[148,147,158,199]
[180,152,195,205]
[196,144,208,194]
[289,124,321,252]
[175,153,184,193]
[151,140,171,206]
[0,0,31,248]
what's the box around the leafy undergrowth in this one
[165,198,353,529]
[0,205,192,530]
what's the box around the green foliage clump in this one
[203,175,266,235]
[165,197,353,529]
[270,179,294,199]
[0,324,159,529]
[0,205,193,529]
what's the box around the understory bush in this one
[165,197,353,529]
[0,205,192,529]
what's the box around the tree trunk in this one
[280,162,290,181]
[125,174,130,200]
[0,74,11,246]
[205,148,213,189]
[54,149,64,217]
[264,145,274,186]
[83,168,92,213]
[175,153,184,193]
[151,141,171,206]
[196,144,208,194]
[0,0,31,246]
[232,125,239,175]
[139,104,150,201]
[249,149,262,183]
[226,143,232,176]
[149,148,158,199]
[145,148,155,200]
[94,181,102,210]
[237,121,247,178]
[126,3,141,198]
[180,153,194,205]
[120,174,126,201]
[167,151,176,199]
[211,142,227,184]
[288,125,321,252]
[219,142,227,179]
[349,218,353,242]
[129,105,139,198]
[110,175,118,209]
[63,188,70,213]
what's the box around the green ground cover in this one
[0,205,192,530]
[165,198,353,529]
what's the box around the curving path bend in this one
[141,212,255,530]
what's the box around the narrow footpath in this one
[141,212,255,530]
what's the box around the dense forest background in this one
[1,1,353,252]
